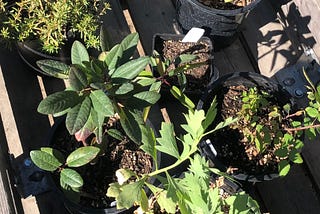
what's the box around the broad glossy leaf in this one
[156,122,179,159]
[30,150,62,171]
[37,91,81,115]
[66,96,92,134]
[119,33,139,64]
[115,83,134,95]
[137,78,157,87]
[90,90,114,117]
[69,67,88,91]
[36,60,69,79]
[71,41,89,65]
[170,86,195,111]
[133,91,160,105]
[119,109,144,145]
[116,180,145,209]
[111,57,150,83]
[40,147,65,164]
[60,168,83,188]
[100,25,112,52]
[105,44,122,73]
[66,146,100,167]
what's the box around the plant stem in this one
[285,123,320,132]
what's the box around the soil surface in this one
[209,85,283,176]
[162,39,211,93]
[50,120,153,209]
[198,0,254,9]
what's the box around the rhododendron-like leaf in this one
[66,146,100,167]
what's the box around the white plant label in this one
[182,27,205,43]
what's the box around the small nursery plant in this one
[226,71,320,176]
[0,0,110,53]
[30,33,161,203]
[106,99,260,213]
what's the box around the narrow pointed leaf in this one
[100,25,112,52]
[202,98,217,131]
[71,41,89,65]
[66,146,100,167]
[66,96,92,134]
[69,67,88,91]
[170,86,195,111]
[60,168,83,188]
[133,91,160,105]
[111,57,150,83]
[119,33,139,64]
[36,60,69,79]
[30,150,62,171]
[119,109,144,145]
[37,91,81,114]
[90,90,114,117]
[140,125,157,165]
[156,122,179,159]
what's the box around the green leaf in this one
[119,109,144,145]
[116,180,145,209]
[279,160,291,176]
[37,91,81,115]
[90,90,114,117]
[115,83,134,95]
[119,33,139,65]
[30,150,62,171]
[107,182,122,198]
[71,41,89,65]
[140,189,149,212]
[306,107,319,118]
[100,25,112,52]
[140,124,157,166]
[181,109,205,139]
[66,146,100,167]
[40,147,65,164]
[156,122,179,159]
[105,44,122,74]
[157,190,177,214]
[202,98,217,131]
[115,168,136,185]
[289,150,303,164]
[60,168,83,188]
[132,91,160,106]
[170,86,195,111]
[274,147,288,158]
[111,57,150,83]
[69,67,88,91]
[107,129,124,141]
[175,54,197,65]
[66,96,92,134]
[36,60,69,79]
[212,117,237,132]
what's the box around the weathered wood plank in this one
[125,0,180,55]
[241,0,301,77]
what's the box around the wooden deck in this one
[1,0,320,213]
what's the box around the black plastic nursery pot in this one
[17,40,71,76]
[176,0,262,49]
[197,72,295,182]
[43,118,163,214]
[152,33,218,102]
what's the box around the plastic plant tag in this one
[182,27,205,43]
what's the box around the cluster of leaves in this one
[234,86,311,176]
[106,97,260,213]
[0,0,110,53]
[151,51,206,92]
[37,33,160,145]
[31,33,161,200]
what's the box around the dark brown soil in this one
[162,39,211,93]
[210,85,281,176]
[198,0,254,9]
[50,119,153,209]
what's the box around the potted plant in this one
[0,0,110,75]
[197,72,320,182]
[107,99,261,213]
[175,0,262,49]
[30,33,162,212]
[152,33,218,102]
